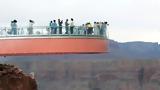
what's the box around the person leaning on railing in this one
[86,22,93,35]
[78,24,84,35]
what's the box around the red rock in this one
[0,64,37,90]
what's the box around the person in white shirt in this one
[94,22,100,35]
[70,18,74,34]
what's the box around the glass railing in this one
[0,26,107,38]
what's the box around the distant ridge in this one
[107,39,160,59]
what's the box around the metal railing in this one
[0,26,107,38]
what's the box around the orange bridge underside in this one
[0,38,107,56]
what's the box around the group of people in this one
[77,21,108,36]
[94,22,108,36]
[49,18,108,36]
[8,18,108,36]
[49,18,75,34]
[10,20,34,35]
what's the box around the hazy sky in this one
[0,0,160,43]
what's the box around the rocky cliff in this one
[0,64,37,90]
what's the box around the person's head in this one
[13,20,17,23]
[29,20,34,23]
[71,18,73,21]
[66,19,68,22]
[104,22,108,24]
[94,22,96,24]
[50,21,52,23]
[53,20,56,22]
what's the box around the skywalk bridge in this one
[0,26,108,56]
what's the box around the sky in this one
[0,0,159,43]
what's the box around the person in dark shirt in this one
[86,22,93,35]
[58,19,63,34]
[65,19,69,34]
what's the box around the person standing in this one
[78,24,85,35]
[99,22,103,36]
[84,24,87,35]
[94,22,98,35]
[28,20,34,35]
[101,22,107,37]
[70,18,74,34]
[53,20,57,34]
[65,19,69,34]
[58,19,63,34]
[11,20,17,35]
[49,21,54,34]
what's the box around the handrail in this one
[0,26,107,38]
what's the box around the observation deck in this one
[0,26,108,56]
